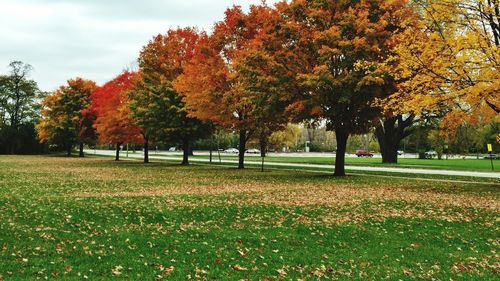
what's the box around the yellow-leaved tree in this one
[383,0,499,139]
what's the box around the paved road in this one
[87,149,500,179]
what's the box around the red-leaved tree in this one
[90,72,143,161]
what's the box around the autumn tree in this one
[383,0,499,141]
[175,5,291,168]
[268,124,302,152]
[91,72,143,161]
[37,78,96,157]
[274,0,415,176]
[129,28,211,164]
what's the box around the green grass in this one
[0,155,498,280]
[189,154,500,172]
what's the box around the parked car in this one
[246,148,260,154]
[355,150,374,157]
[425,150,437,158]
[397,150,404,156]
[224,148,239,154]
[168,147,177,152]
[484,154,500,160]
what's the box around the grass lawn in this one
[0,155,498,280]
[190,154,500,172]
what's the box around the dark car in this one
[355,150,374,157]
[484,154,500,160]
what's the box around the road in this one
[86,149,500,179]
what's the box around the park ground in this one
[0,155,499,280]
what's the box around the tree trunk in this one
[334,126,349,177]
[375,115,415,164]
[238,130,247,169]
[79,142,84,158]
[260,137,267,172]
[144,136,149,164]
[115,143,121,161]
[260,137,267,158]
[181,138,189,166]
[210,143,212,164]
[376,125,398,164]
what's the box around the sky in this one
[0,0,280,92]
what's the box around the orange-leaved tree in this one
[175,4,291,169]
[90,71,143,161]
[129,28,212,164]
[37,78,96,157]
[273,0,415,176]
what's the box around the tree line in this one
[24,0,500,176]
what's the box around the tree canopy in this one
[37,78,96,156]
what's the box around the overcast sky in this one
[0,0,280,91]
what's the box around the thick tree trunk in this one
[144,136,149,164]
[79,142,84,158]
[381,143,398,163]
[238,130,247,169]
[376,126,398,164]
[115,143,121,161]
[181,138,189,166]
[334,126,349,177]
[375,115,415,164]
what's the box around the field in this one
[190,154,499,172]
[0,155,499,280]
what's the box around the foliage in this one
[91,71,143,146]
[268,124,302,152]
[37,78,96,155]
[383,0,499,136]
[174,4,291,166]
[0,61,45,154]
[273,0,415,175]
[130,28,212,164]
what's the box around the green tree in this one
[0,61,44,154]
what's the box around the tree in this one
[91,72,143,161]
[37,78,96,156]
[428,129,445,160]
[374,114,415,163]
[175,5,290,168]
[383,0,499,139]
[129,28,211,164]
[268,124,302,152]
[274,0,415,176]
[0,61,44,154]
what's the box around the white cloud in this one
[0,0,280,91]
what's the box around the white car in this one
[425,150,438,158]
[224,148,239,154]
[246,148,260,154]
